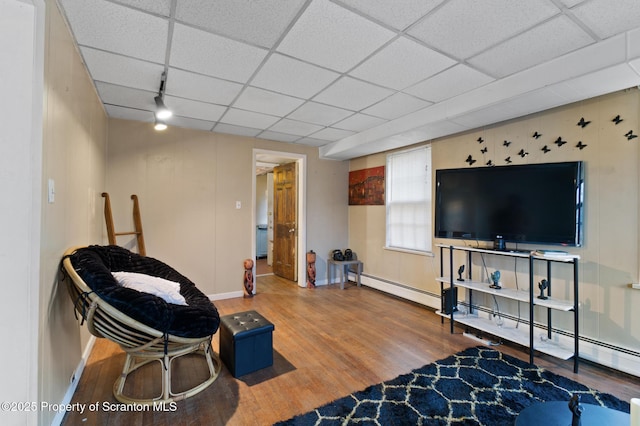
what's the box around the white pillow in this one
[112,271,188,306]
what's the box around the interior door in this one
[273,161,297,281]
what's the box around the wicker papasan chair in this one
[61,245,221,405]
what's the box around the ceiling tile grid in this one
[57,0,640,158]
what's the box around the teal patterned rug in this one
[276,346,629,425]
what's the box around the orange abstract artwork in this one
[349,166,385,205]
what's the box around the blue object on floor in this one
[219,310,274,377]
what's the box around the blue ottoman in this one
[219,310,274,378]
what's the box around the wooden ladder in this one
[101,193,146,256]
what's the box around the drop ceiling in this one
[57,0,640,160]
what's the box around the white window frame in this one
[385,145,433,254]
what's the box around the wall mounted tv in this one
[434,161,584,247]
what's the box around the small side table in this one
[328,259,363,289]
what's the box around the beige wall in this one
[37,1,109,425]
[1,1,45,425]
[349,89,640,366]
[106,119,349,295]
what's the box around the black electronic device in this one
[434,161,584,247]
[442,287,458,315]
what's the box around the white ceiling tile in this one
[268,119,324,137]
[80,47,164,92]
[219,108,281,129]
[310,127,356,141]
[287,102,353,126]
[115,0,172,16]
[277,0,396,72]
[571,0,640,39]
[250,54,340,99]
[95,82,156,111]
[469,15,594,78]
[162,96,227,122]
[362,92,431,120]
[337,0,445,31]
[164,68,244,105]
[105,105,154,122]
[314,77,394,111]
[170,23,268,82]
[167,116,216,131]
[350,37,456,90]
[405,64,495,102]
[294,137,331,147]
[59,0,168,63]
[408,0,560,59]
[214,123,262,137]
[233,87,305,117]
[257,131,301,143]
[333,113,388,132]
[175,0,306,48]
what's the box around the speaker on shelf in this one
[442,286,458,315]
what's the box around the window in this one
[385,145,432,253]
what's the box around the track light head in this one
[154,118,167,131]
[154,95,172,120]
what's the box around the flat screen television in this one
[434,161,584,247]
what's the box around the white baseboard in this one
[51,336,97,426]
[209,290,244,301]
[358,273,441,309]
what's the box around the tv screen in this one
[434,161,584,247]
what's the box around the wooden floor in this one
[62,275,640,426]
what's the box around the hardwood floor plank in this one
[62,275,640,425]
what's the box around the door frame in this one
[252,149,307,288]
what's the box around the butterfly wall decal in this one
[625,130,638,140]
[576,141,587,150]
[541,145,551,153]
[554,137,567,147]
[481,147,488,154]
[518,149,528,158]
[477,137,484,144]
[532,131,542,139]
[505,157,512,164]
[466,155,476,165]
[486,160,494,167]
[612,115,623,125]
[577,117,591,128]
[503,140,512,147]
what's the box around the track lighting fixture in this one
[154,95,172,120]
[154,118,167,131]
[153,72,171,129]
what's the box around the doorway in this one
[253,149,306,288]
